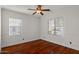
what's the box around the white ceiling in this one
[1,5,79,16]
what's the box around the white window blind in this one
[9,18,22,36]
[49,17,64,35]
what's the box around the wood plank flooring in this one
[1,39,79,54]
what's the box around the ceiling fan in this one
[28,5,51,15]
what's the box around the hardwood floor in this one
[1,39,79,54]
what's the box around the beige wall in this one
[1,8,40,47]
[0,7,1,51]
[40,6,79,50]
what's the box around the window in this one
[49,17,64,35]
[9,18,22,36]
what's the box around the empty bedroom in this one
[0,5,79,54]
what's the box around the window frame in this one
[48,17,64,36]
[9,18,22,36]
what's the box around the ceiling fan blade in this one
[37,5,42,8]
[32,12,37,15]
[28,9,35,10]
[40,12,44,15]
[42,9,50,11]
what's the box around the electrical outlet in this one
[23,38,24,40]
[69,42,72,44]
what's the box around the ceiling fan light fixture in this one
[36,10,42,14]
[28,5,51,15]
